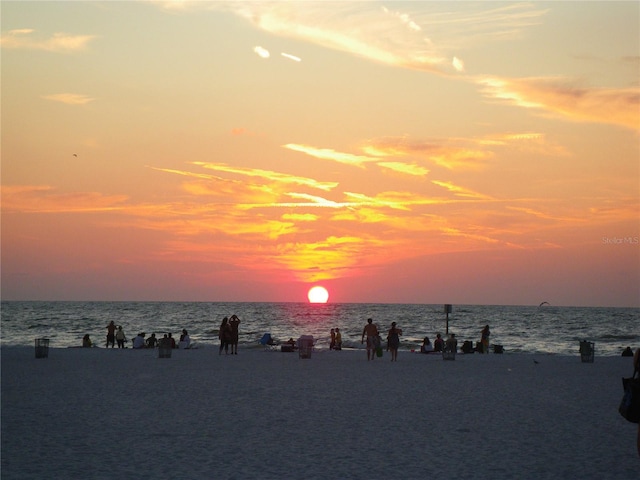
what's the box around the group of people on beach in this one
[359,318,492,362]
[129,330,191,350]
[360,318,404,361]
[218,315,240,355]
[82,321,193,350]
[329,328,342,350]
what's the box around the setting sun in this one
[307,286,329,304]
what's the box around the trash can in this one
[297,335,314,359]
[442,337,456,360]
[579,341,594,363]
[158,339,172,358]
[35,338,50,359]
[442,349,456,360]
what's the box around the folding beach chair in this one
[260,333,278,351]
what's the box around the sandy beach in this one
[2,346,638,479]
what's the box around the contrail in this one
[281,52,301,62]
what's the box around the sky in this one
[1,1,639,306]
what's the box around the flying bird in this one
[538,301,550,307]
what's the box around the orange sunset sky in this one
[1,1,639,306]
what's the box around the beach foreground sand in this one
[2,346,638,479]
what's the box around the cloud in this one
[192,161,338,192]
[149,166,217,181]
[431,180,493,200]
[363,136,494,171]
[282,213,318,222]
[42,93,95,105]
[286,139,489,176]
[253,45,270,58]
[479,132,570,157]
[223,2,547,75]
[1,185,127,213]
[452,56,464,72]
[381,6,422,32]
[0,29,97,53]
[377,162,429,177]
[478,75,640,131]
[283,143,378,167]
[281,52,301,62]
[271,235,368,281]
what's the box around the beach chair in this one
[260,333,278,351]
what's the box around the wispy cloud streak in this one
[42,93,95,105]
[478,76,640,131]
[225,2,546,75]
[193,162,338,192]
[1,29,97,52]
[283,144,378,167]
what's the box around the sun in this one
[307,286,329,304]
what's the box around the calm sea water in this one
[1,302,638,356]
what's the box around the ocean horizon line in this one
[2,299,639,309]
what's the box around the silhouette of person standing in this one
[229,314,240,355]
[106,321,116,348]
[361,318,379,361]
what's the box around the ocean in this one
[1,301,638,356]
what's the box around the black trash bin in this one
[158,339,172,359]
[35,338,50,359]
[579,341,594,363]
[297,335,314,359]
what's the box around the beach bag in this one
[618,370,640,423]
[376,346,383,357]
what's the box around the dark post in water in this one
[444,304,452,334]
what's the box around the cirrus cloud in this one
[478,75,640,131]
[1,29,97,53]
[42,93,95,105]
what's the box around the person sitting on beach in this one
[179,329,191,349]
[461,340,474,354]
[115,326,127,348]
[158,334,171,348]
[146,333,158,348]
[335,328,342,350]
[622,346,634,357]
[82,334,93,348]
[421,337,434,353]
[433,333,444,352]
[133,333,146,349]
[361,318,379,361]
